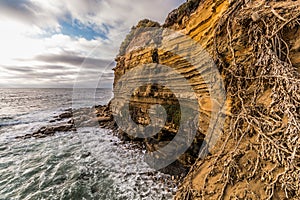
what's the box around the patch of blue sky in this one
[60,19,109,40]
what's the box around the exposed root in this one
[176,0,300,199]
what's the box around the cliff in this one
[112,0,300,199]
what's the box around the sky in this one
[0,0,185,88]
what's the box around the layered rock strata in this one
[113,0,300,199]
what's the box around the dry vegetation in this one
[176,0,300,199]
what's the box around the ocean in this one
[0,88,177,199]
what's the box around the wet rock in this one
[0,146,8,151]
[94,116,112,122]
[16,105,116,140]
[79,119,96,127]
[33,133,48,138]
[58,112,72,119]
[42,128,55,135]
[81,151,91,158]
[16,122,75,140]
[67,119,74,124]
[52,124,73,132]
[64,108,72,112]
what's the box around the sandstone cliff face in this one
[112,0,229,168]
[113,0,300,199]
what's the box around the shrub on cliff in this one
[119,19,161,56]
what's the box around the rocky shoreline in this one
[15,104,189,183]
[15,105,116,140]
[14,0,300,198]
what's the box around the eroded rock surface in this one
[112,0,300,199]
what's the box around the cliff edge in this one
[113,0,300,199]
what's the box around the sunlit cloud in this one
[0,0,185,88]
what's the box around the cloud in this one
[0,0,184,36]
[0,0,185,88]
[0,0,60,29]
[35,53,112,67]
[2,66,34,73]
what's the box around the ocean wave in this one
[0,120,22,127]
